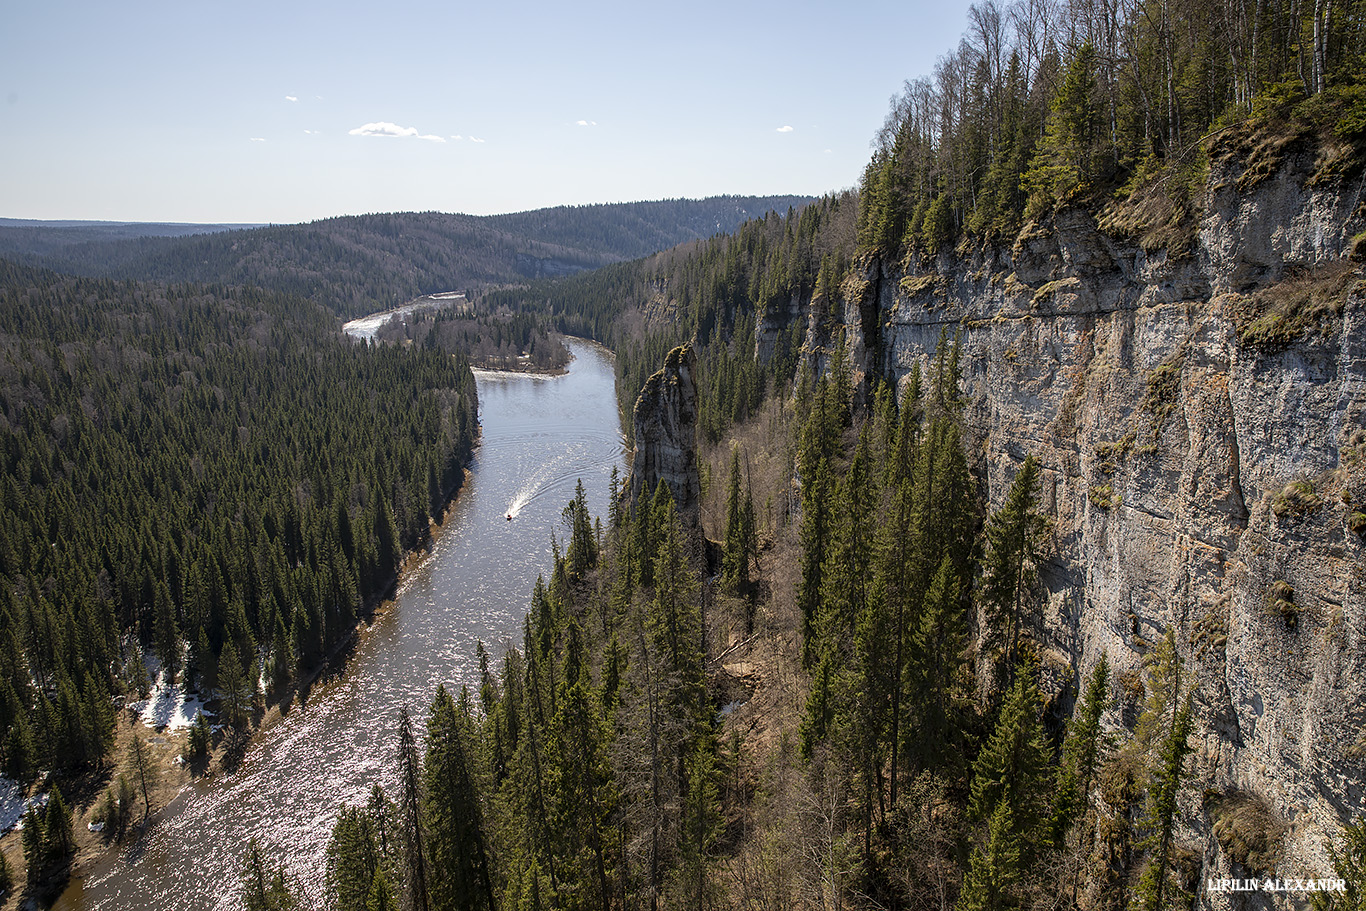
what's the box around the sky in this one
[1,0,980,224]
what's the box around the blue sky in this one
[2,0,979,223]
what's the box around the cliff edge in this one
[814,146,1366,895]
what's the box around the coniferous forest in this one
[0,260,477,788]
[3,0,1366,906]
[315,0,1366,907]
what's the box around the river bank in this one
[41,338,624,911]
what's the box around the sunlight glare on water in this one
[56,339,625,911]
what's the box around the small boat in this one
[506,513,513,521]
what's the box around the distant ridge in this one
[2,196,812,318]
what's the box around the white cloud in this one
[285,95,298,102]
[250,137,267,142]
[776,125,794,133]
[348,121,446,142]
[469,136,485,143]
[303,130,319,135]
[576,120,597,127]
[450,135,462,140]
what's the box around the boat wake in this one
[503,450,620,520]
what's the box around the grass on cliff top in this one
[1207,81,1366,189]
[1231,259,1358,350]
[1098,150,1209,256]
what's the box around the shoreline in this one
[25,337,612,909]
[19,465,483,910]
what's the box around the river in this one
[55,338,626,910]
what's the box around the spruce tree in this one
[326,806,382,911]
[981,455,1046,684]
[241,837,298,911]
[1134,632,1194,911]
[968,671,1051,859]
[958,800,1022,911]
[218,639,252,728]
[424,684,496,911]
[797,459,832,667]
[396,706,431,911]
[721,446,757,602]
[1051,654,1111,846]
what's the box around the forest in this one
[0,260,477,801]
[3,0,1366,903]
[372,306,573,374]
[300,335,1230,911]
[2,197,811,321]
[854,0,1366,257]
[298,0,1366,906]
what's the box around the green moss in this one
[898,274,939,298]
[1094,432,1136,476]
[1141,357,1184,441]
[1032,276,1083,306]
[1192,597,1230,659]
[1087,480,1120,510]
[1272,478,1323,517]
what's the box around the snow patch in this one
[0,778,47,833]
[128,666,212,731]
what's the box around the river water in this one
[56,339,625,910]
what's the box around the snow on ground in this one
[0,776,47,833]
[128,664,212,732]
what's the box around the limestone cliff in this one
[628,343,702,534]
[815,149,1366,898]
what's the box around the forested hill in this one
[7,196,811,319]
[411,1,1366,909]
[0,259,477,783]
[0,219,258,260]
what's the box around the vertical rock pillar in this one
[627,343,702,537]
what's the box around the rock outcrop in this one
[628,344,702,533]
[816,148,1366,899]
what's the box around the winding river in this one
[56,338,626,910]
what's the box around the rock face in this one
[821,151,1366,896]
[629,343,702,532]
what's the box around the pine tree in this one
[128,733,157,821]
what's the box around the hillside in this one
[0,260,477,798]
[0,219,259,259]
[7,196,811,319]
[459,5,1366,908]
